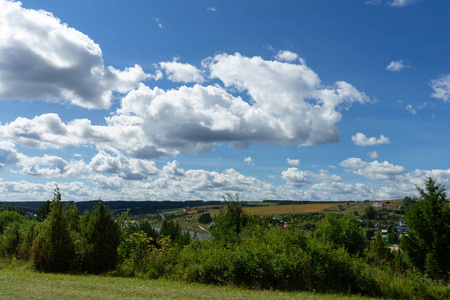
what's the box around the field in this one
[243,203,345,214]
[0,260,376,300]
[146,200,404,232]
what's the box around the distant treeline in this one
[0,200,224,216]
[262,200,358,204]
[0,199,361,216]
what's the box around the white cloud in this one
[391,0,420,7]
[0,141,19,169]
[161,160,185,177]
[287,158,300,166]
[368,151,378,159]
[0,51,370,159]
[206,53,369,146]
[386,60,408,72]
[18,154,88,177]
[406,104,417,115]
[207,7,216,12]
[0,0,150,109]
[160,59,204,83]
[340,157,407,181]
[244,157,254,165]
[89,151,158,180]
[90,174,124,190]
[153,18,163,29]
[311,181,362,195]
[275,50,299,62]
[430,74,450,103]
[281,168,312,187]
[352,133,390,146]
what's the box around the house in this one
[373,202,383,208]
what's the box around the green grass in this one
[0,260,377,300]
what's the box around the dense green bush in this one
[0,210,25,234]
[210,193,253,244]
[313,214,365,256]
[118,233,175,278]
[159,219,191,247]
[178,224,377,294]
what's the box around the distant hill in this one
[0,200,223,216]
[1,199,397,216]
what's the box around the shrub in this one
[0,210,25,234]
[313,214,365,256]
[178,224,376,294]
[119,233,175,279]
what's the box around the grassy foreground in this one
[0,261,376,300]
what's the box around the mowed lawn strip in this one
[0,265,377,300]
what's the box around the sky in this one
[0,0,450,202]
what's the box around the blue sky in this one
[0,0,449,201]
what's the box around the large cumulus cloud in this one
[0,0,150,109]
[0,52,370,157]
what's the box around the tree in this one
[0,210,25,234]
[160,219,191,247]
[400,177,450,279]
[314,214,365,256]
[36,200,51,222]
[367,229,393,267]
[363,205,376,220]
[198,212,213,224]
[210,193,252,244]
[79,201,120,274]
[32,187,75,272]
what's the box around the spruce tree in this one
[400,177,450,279]
[79,201,120,274]
[32,186,75,272]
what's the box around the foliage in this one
[401,196,416,212]
[32,187,75,273]
[160,219,191,247]
[313,214,365,256]
[36,200,51,222]
[138,218,160,242]
[178,224,377,294]
[0,209,25,234]
[363,205,376,220]
[17,221,39,260]
[400,177,450,279]
[210,193,253,244]
[198,212,212,224]
[118,233,175,278]
[78,201,120,274]
[366,229,393,267]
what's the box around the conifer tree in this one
[79,200,120,273]
[400,177,450,279]
[32,186,75,272]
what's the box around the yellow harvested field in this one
[243,203,345,215]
